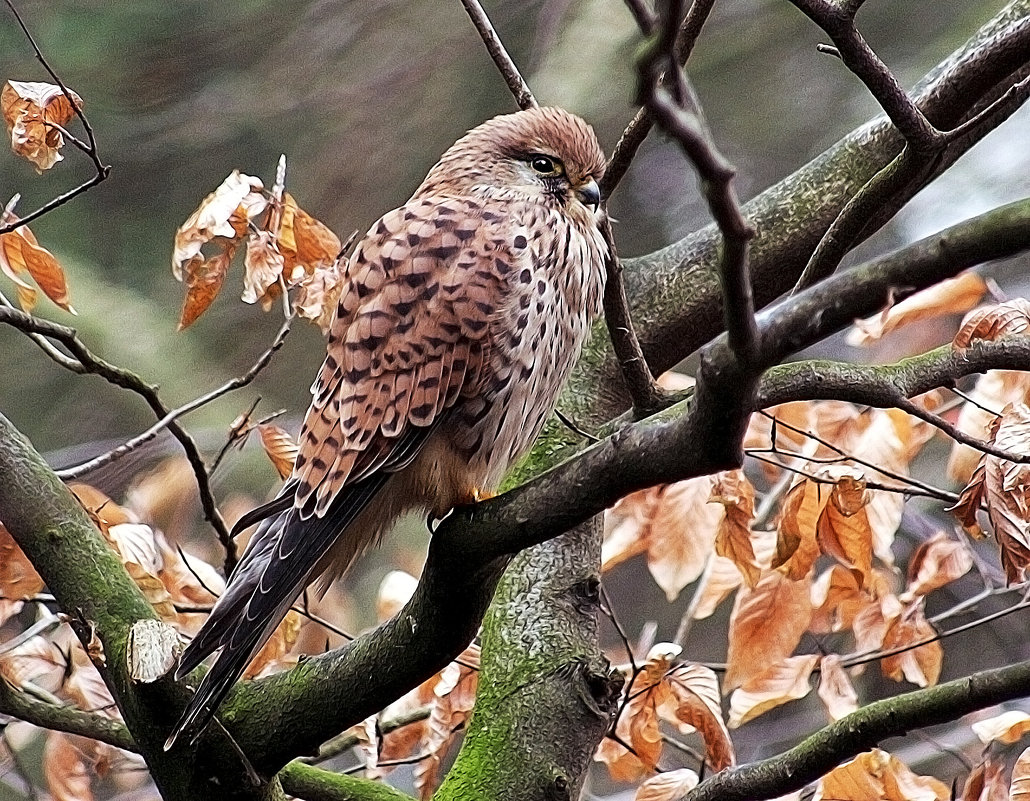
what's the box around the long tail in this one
[164,474,388,750]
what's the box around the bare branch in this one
[0,307,235,566]
[603,0,717,197]
[56,318,291,480]
[458,0,537,110]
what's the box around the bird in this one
[164,106,609,750]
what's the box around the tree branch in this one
[0,307,235,567]
[458,0,537,111]
[683,659,1030,801]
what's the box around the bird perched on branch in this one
[165,107,608,749]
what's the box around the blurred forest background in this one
[1,1,1029,788]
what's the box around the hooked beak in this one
[574,178,601,211]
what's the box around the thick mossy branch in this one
[278,763,414,801]
[0,414,280,801]
[684,660,1030,801]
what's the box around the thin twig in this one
[602,0,718,197]
[895,396,1030,465]
[0,0,111,235]
[458,0,537,110]
[600,216,667,414]
[0,306,235,567]
[56,318,291,479]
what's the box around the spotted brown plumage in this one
[165,107,608,749]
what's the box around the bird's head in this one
[415,107,606,219]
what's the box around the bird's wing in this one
[293,192,522,519]
[166,194,525,749]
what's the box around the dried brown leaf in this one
[725,570,812,690]
[604,477,724,601]
[0,218,73,312]
[972,711,1030,745]
[242,229,285,307]
[903,533,973,599]
[809,564,867,634]
[949,371,1030,483]
[955,298,1030,348]
[817,472,874,588]
[691,555,744,620]
[815,749,949,801]
[43,732,95,801]
[2,80,82,171]
[279,192,341,279]
[728,654,818,728]
[634,769,700,801]
[257,423,299,479]
[963,757,1010,801]
[0,522,44,599]
[881,599,941,686]
[773,479,825,580]
[172,171,265,280]
[663,663,735,770]
[817,654,858,721]
[1010,747,1030,801]
[711,471,760,588]
[848,272,987,346]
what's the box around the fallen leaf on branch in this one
[2,80,82,171]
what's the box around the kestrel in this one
[166,107,608,749]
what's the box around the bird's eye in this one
[529,154,563,176]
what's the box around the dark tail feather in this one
[164,474,388,750]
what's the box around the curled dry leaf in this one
[634,768,700,801]
[0,212,73,312]
[279,192,342,279]
[603,476,724,601]
[815,749,949,801]
[294,253,345,333]
[257,423,299,479]
[0,522,44,600]
[2,80,82,171]
[691,554,745,620]
[881,598,942,687]
[817,654,859,721]
[724,570,812,690]
[902,533,973,599]
[242,229,286,308]
[774,479,826,580]
[847,271,987,346]
[172,171,267,328]
[809,564,867,635]
[962,756,1009,801]
[971,711,1030,745]
[710,471,760,588]
[728,654,818,728]
[817,472,874,589]
[954,298,1030,349]
[0,633,66,689]
[953,405,1030,583]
